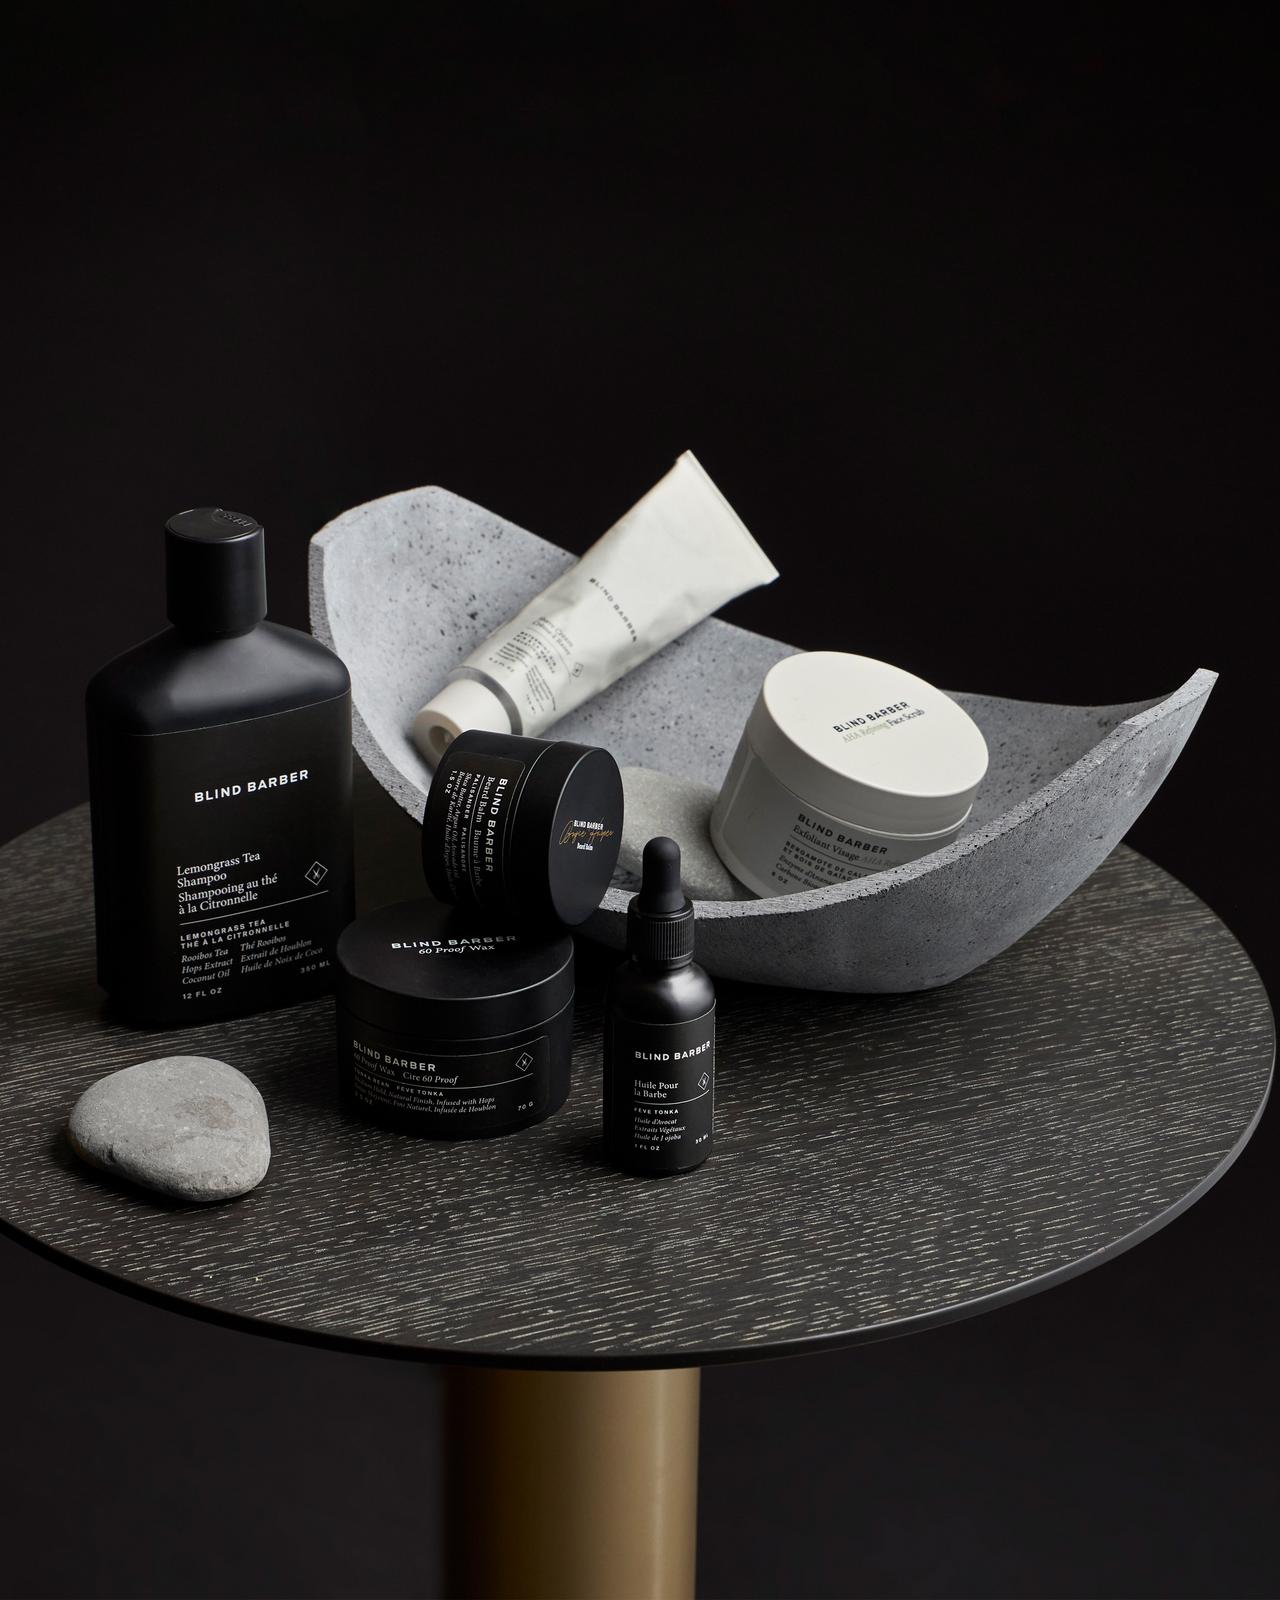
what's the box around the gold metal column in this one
[444,1365,701,1600]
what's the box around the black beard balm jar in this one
[422,730,624,927]
[336,899,574,1137]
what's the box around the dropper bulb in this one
[639,836,686,915]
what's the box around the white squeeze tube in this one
[412,451,779,760]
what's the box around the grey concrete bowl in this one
[311,486,1215,993]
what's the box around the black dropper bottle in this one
[603,837,716,1176]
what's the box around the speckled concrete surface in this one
[619,765,752,901]
[310,486,1216,992]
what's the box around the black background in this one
[2,6,1276,1597]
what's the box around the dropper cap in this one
[627,836,695,966]
[165,507,267,637]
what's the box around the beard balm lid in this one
[422,730,624,927]
[336,898,574,1041]
[744,652,989,836]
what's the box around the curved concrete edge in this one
[673,681,1211,991]
[310,485,1216,993]
[638,666,1219,925]
[311,489,441,825]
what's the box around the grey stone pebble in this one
[67,1056,270,1203]
[619,766,755,902]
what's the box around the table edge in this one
[1,814,1273,1371]
[3,1057,1270,1370]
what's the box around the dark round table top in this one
[0,803,1271,1369]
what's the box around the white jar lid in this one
[745,652,989,836]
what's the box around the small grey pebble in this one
[619,766,755,902]
[67,1056,270,1203]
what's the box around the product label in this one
[830,700,925,739]
[606,1008,715,1173]
[555,816,616,854]
[482,618,578,730]
[341,1018,551,1134]
[434,752,526,910]
[766,804,935,891]
[719,743,951,893]
[93,697,353,1021]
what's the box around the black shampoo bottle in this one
[86,507,354,1025]
[604,837,715,1175]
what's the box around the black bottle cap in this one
[627,836,695,966]
[165,507,267,636]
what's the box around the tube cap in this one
[413,676,514,763]
[627,836,695,966]
[165,507,267,637]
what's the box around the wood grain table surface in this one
[0,801,1271,1369]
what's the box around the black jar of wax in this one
[336,898,574,1138]
[422,730,623,927]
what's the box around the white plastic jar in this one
[710,652,989,897]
